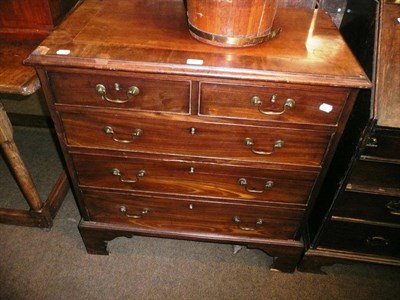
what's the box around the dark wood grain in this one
[27,0,370,272]
[347,160,400,196]
[82,190,304,240]
[0,0,79,95]
[362,129,400,162]
[71,152,317,205]
[25,0,371,89]
[199,82,350,126]
[49,71,191,113]
[0,42,40,95]
[0,0,80,41]
[333,191,400,226]
[301,0,400,272]
[375,2,400,127]
[318,220,400,259]
[59,109,333,167]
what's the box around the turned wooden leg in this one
[0,104,43,211]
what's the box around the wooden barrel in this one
[186,0,280,47]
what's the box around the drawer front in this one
[319,220,400,259]
[199,82,349,125]
[362,130,400,162]
[61,111,332,167]
[49,72,191,113]
[333,191,400,225]
[72,153,318,205]
[348,160,400,196]
[82,190,305,240]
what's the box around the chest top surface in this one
[26,0,370,88]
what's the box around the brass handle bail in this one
[238,178,274,193]
[112,168,147,184]
[385,200,400,215]
[243,138,284,155]
[365,236,389,247]
[251,96,295,115]
[120,206,149,219]
[104,125,143,143]
[96,83,140,104]
[233,216,264,231]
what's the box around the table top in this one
[0,41,40,95]
[25,0,371,89]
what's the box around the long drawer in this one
[362,129,400,162]
[82,190,305,240]
[199,82,350,126]
[319,220,400,259]
[333,191,400,225]
[347,160,400,196]
[72,153,317,205]
[49,71,191,113]
[60,110,332,167]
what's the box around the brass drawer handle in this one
[104,126,143,143]
[385,200,400,216]
[243,138,284,155]
[233,216,264,231]
[120,206,149,219]
[365,236,389,247]
[112,168,146,184]
[238,178,274,193]
[96,83,140,104]
[251,96,295,115]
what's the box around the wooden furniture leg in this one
[79,220,303,273]
[1,104,43,211]
[0,103,70,228]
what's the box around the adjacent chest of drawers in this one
[300,0,400,272]
[26,0,370,272]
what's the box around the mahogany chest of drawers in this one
[26,0,370,272]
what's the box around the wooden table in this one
[0,0,81,228]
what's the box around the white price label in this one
[319,103,333,113]
[186,59,204,65]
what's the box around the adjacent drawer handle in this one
[365,236,389,247]
[112,168,146,184]
[243,137,284,155]
[366,136,378,148]
[96,83,140,104]
[238,178,274,193]
[385,200,400,216]
[251,96,295,115]
[104,126,143,143]
[233,216,264,231]
[120,206,149,219]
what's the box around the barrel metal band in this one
[188,23,281,47]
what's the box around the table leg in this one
[0,103,43,211]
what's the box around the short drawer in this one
[72,153,318,205]
[319,220,400,259]
[82,190,305,240]
[199,82,350,125]
[48,71,191,113]
[333,191,400,225]
[61,110,332,167]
